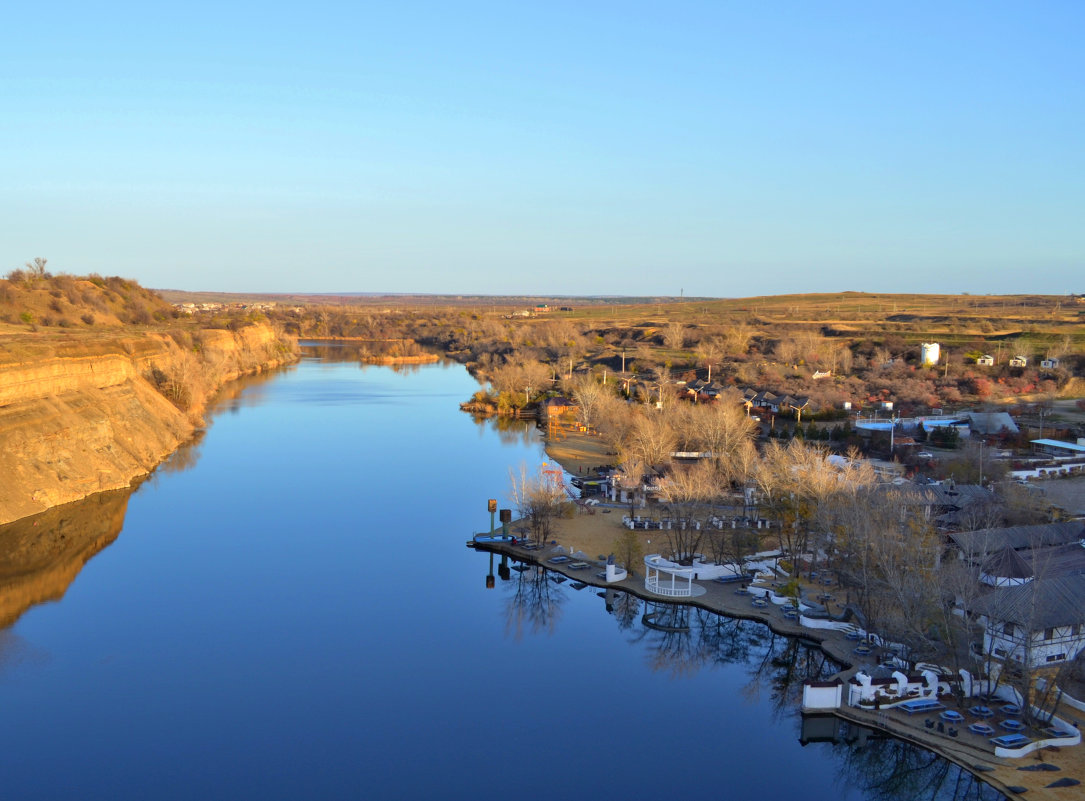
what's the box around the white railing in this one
[645,575,693,597]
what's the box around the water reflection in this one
[471,414,537,448]
[0,489,133,629]
[503,563,566,639]
[0,363,291,633]
[203,361,292,414]
[830,734,1006,801]
[299,341,442,376]
[156,429,207,474]
[490,558,1007,801]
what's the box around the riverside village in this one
[470,360,1085,800]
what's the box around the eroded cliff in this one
[0,324,297,525]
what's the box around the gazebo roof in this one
[981,546,1033,580]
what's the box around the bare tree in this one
[663,322,687,350]
[25,257,48,283]
[508,463,567,544]
[612,529,643,577]
[722,321,753,356]
[695,336,725,381]
[567,374,608,431]
[628,412,677,468]
[657,461,718,561]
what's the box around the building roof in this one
[971,574,1085,629]
[1026,542,1085,579]
[881,483,989,508]
[1032,439,1085,454]
[981,546,1034,580]
[966,412,1020,436]
[950,522,1084,557]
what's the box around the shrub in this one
[81,313,95,325]
[129,305,153,325]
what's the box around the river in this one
[0,345,1005,800]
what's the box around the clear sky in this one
[2,1,1082,296]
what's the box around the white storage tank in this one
[921,342,940,366]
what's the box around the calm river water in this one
[0,345,1005,800]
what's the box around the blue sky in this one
[2,1,1081,296]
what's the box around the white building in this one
[1009,355,1028,367]
[976,354,994,366]
[921,342,940,366]
[971,574,1085,667]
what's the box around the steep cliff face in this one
[0,325,297,525]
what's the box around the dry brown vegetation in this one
[253,290,1081,423]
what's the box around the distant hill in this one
[155,289,711,308]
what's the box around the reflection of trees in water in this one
[474,416,537,448]
[300,343,363,363]
[830,737,1006,801]
[493,574,1005,801]
[742,635,841,721]
[385,362,425,376]
[299,343,433,374]
[605,589,640,632]
[504,565,565,640]
[611,597,840,699]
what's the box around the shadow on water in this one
[489,557,1007,801]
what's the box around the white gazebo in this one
[643,555,706,598]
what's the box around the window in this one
[994,647,1007,657]
[1072,624,1082,636]
[1044,627,1055,641]
[1003,623,1015,636]
[1046,653,1066,663]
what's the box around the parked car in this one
[917,451,934,460]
